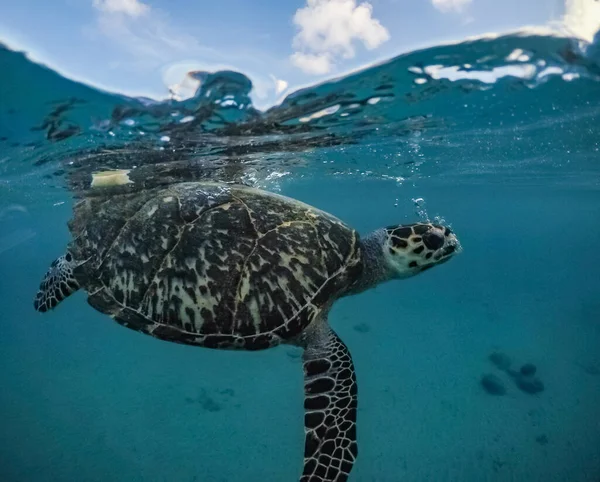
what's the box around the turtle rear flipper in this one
[301,322,358,482]
[34,253,80,312]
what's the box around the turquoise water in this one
[1,29,600,481]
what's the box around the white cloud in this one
[275,79,288,94]
[431,0,472,13]
[290,0,390,74]
[562,0,600,43]
[269,75,289,94]
[90,3,220,69]
[93,0,149,17]
[87,1,290,109]
[290,52,332,75]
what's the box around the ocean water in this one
[1,29,600,482]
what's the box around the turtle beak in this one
[444,229,462,254]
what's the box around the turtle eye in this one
[423,230,444,250]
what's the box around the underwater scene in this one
[1,5,600,482]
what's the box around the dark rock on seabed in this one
[481,374,507,395]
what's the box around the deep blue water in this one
[1,29,600,482]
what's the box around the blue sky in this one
[0,0,597,109]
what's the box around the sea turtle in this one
[33,181,461,481]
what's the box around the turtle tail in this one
[34,252,80,312]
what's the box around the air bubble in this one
[433,215,447,226]
[412,197,430,222]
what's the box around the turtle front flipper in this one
[33,253,80,312]
[301,323,358,482]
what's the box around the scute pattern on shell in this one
[69,182,362,349]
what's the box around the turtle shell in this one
[68,182,362,350]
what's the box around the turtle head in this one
[383,222,461,279]
[345,222,461,296]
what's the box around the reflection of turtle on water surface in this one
[34,181,461,481]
